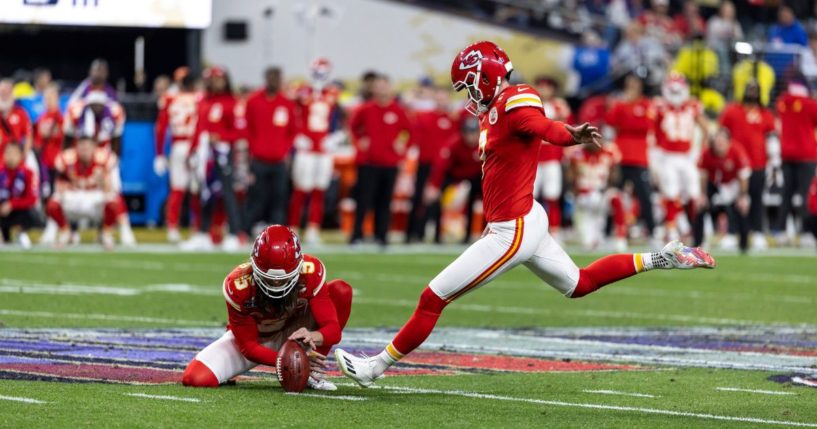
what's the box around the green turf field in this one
[0,249,816,428]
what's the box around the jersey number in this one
[660,111,694,142]
[301,261,315,274]
[308,102,331,133]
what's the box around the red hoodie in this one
[349,99,412,167]
[245,89,299,163]
[190,93,242,154]
[776,92,817,162]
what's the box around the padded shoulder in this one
[300,254,327,298]
[504,85,543,113]
[223,262,255,312]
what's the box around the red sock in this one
[166,190,184,229]
[570,254,637,298]
[664,198,681,225]
[545,199,561,231]
[190,194,202,230]
[610,193,627,238]
[308,189,325,226]
[211,202,225,243]
[46,199,67,228]
[388,287,448,358]
[316,279,353,356]
[103,201,119,228]
[288,189,308,228]
[182,359,219,387]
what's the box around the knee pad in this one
[181,359,219,387]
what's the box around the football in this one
[276,340,310,393]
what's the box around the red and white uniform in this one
[292,87,338,192]
[156,92,199,191]
[63,99,125,148]
[47,147,120,226]
[653,99,703,200]
[570,146,624,249]
[429,84,588,301]
[34,109,64,171]
[534,98,571,200]
[698,144,751,205]
[0,106,32,163]
[191,255,346,384]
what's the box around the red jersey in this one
[63,100,125,148]
[654,99,702,153]
[297,87,338,153]
[0,165,38,210]
[776,93,817,162]
[698,144,751,186]
[808,175,817,216]
[34,109,64,169]
[478,84,575,222]
[221,255,340,366]
[429,135,482,188]
[155,92,199,154]
[348,99,412,167]
[54,147,116,191]
[538,98,572,162]
[606,97,654,167]
[720,103,775,170]
[0,106,32,162]
[570,146,621,193]
[413,109,457,164]
[245,90,299,163]
[190,93,243,153]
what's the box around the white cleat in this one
[306,374,337,391]
[751,232,768,251]
[101,231,115,251]
[221,234,241,252]
[17,232,32,250]
[120,224,137,247]
[334,348,381,388]
[40,219,58,245]
[167,228,182,243]
[304,226,321,245]
[661,240,716,269]
[179,233,213,251]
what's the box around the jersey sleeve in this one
[301,255,341,346]
[507,106,575,147]
[155,97,170,155]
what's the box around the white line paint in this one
[583,389,657,398]
[335,383,817,428]
[0,395,47,404]
[124,393,201,402]
[285,393,367,401]
[716,387,797,396]
[0,309,222,326]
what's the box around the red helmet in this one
[250,225,303,299]
[310,57,333,86]
[450,41,513,115]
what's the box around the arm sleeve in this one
[228,305,279,366]
[309,287,342,347]
[507,107,576,147]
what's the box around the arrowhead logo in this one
[459,50,483,70]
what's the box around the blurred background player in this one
[154,72,200,243]
[653,72,709,242]
[244,67,297,238]
[348,75,412,246]
[533,76,571,241]
[694,128,751,252]
[405,84,456,243]
[63,90,125,154]
[182,66,243,251]
[0,143,38,249]
[69,59,117,103]
[423,114,483,244]
[182,225,352,391]
[568,140,628,251]
[773,75,817,247]
[43,136,131,249]
[289,58,344,244]
[33,84,63,200]
[719,80,776,250]
[0,79,33,167]
[605,72,657,245]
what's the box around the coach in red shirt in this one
[719,81,776,246]
[774,77,817,237]
[605,73,656,236]
[348,75,412,245]
[244,67,299,234]
[405,87,456,243]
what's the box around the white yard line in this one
[0,309,222,326]
[583,389,657,398]
[0,395,47,404]
[286,393,367,401]
[335,383,817,427]
[124,393,201,402]
[716,387,797,396]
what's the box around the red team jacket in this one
[0,164,38,210]
[245,90,299,163]
[221,255,341,366]
[0,106,32,163]
[719,102,775,170]
[412,109,457,164]
[429,135,482,188]
[479,84,575,222]
[34,109,64,169]
[349,99,412,167]
[776,93,817,162]
[698,144,751,186]
[606,97,654,168]
[190,93,243,154]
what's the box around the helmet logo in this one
[459,50,483,70]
